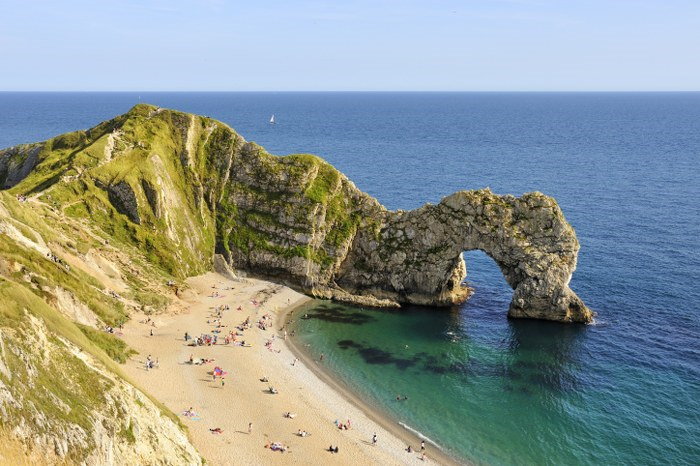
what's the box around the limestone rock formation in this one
[336,190,590,322]
[0,104,592,323]
[0,143,42,188]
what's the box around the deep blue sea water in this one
[1,92,698,465]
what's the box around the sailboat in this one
[269,114,276,124]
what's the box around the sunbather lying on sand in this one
[266,442,288,452]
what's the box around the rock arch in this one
[335,189,593,323]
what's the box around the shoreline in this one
[119,272,458,465]
[280,302,463,466]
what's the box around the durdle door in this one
[334,190,593,323]
[0,104,593,323]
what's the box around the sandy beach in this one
[121,272,456,465]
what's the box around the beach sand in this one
[121,272,456,465]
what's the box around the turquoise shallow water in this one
[1,92,698,465]
[290,255,698,464]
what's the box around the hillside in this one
[0,189,200,463]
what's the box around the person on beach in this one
[319,353,324,362]
[184,331,189,341]
[150,329,153,337]
[372,433,377,445]
[421,440,425,451]
[248,422,253,434]
[292,358,297,366]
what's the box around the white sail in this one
[269,114,275,124]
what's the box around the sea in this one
[1,92,698,465]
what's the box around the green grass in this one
[131,289,170,312]
[0,278,186,435]
[302,158,340,204]
[119,420,136,444]
[77,324,137,363]
[0,234,128,326]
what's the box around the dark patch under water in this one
[334,334,583,392]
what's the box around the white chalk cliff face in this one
[0,104,592,323]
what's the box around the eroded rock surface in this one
[336,190,591,322]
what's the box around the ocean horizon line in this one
[1,90,698,94]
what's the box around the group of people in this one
[407,440,428,460]
[335,419,352,430]
[188,333,217,346]
[185,281,430,462]
[188,354,215,365]
[104,324,122,334]
[46,251,70,271]
[257,313,273,331]
[145,354,158,370]
[16,194,27,202]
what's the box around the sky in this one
[0,0,698,91]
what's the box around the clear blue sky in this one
[1,0,698,91]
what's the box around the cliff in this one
[0,191,201,463]
[1,104,592,324]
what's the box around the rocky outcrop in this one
[0,104,592,323]
[0,143,43,189]
[105,181,141,224]
[141,179,160,218]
